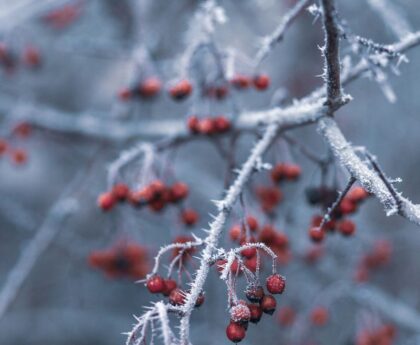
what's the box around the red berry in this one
[195,291,205,308]
[112,183,130,201]
[214,86,228,100]
[215,259,227,273]
[13,122,32,138]
[226,322,246,343]
[97,192,115,211]
[253,74,270,90]
[197,118,216,135]
[118,87,132,101]
[230,303,251,323]
[244,256,258,272]
[240,241,257,259]
[162,279,177,296]
[187,116,200,133]
[169,80,192,101]
[138,77,161,98]
[266,274,286,294]
[271,163,285,183]
[169,288,186,306]
[181,208,199,226]
[347,186,369,203]
[10,149,27,165]
[0,139,7,154]
[231,74,250,89]
[213,116,231,133]
[246,216,259,232]
[339,198,357,215]
[338,219,356,236]
[283,164,301,180]
[260,294,277,315]
[248,304,263,323]
[310,307,329,326]
[146,275,165,294]
[278,306,296,326]
[245,285,264,303]
[23,45,41,67]
[309,227,325,243]
[229,224,242,241]
[170,182,189,202]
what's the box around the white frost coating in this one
[366,0,412,40]
[156,302,175,345]
[0,197,77,320]
[317,117,420,225]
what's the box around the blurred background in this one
[0,0,419,344]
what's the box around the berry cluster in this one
[354,239,392,282]
[230,74,271,91]
[0,43,41,72]
[356,324,396,345]
[42,2,82,30]
[88,242,149,279]
[98,180,189,213]
[226,274,285,343]
[145,275,205,308]
[0,122,32,166]
[307,186,370,243]
[187,115,231,135]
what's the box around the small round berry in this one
[213,116,231,133]
[138,77,161,98]
[226,322,246,343]
[230,303,251,323]
[230,74,250,89]
[112,183,130,201]
[162,279,177,297]
[118,87,132,101]
[169,80,192,101]
[310,307,329,326]
[260,294,277,315]
[244,256,259,272]
[10,149,27,165]
[229,225,242,242]
[245,285,264,303]
[23,46,41,67]
[97,192,115,211]
[248,304,263,323]
[181,208,199,226]
[309,227,325,243]
[246,216,258,232]
[339,198,357,215]
[13,122,32,138]
[0,139,7,155]
[170,182,189,202]
[338,219,356,236]
[195,291,205,308]
[197,118,216,135]
[146,275,165,294]
[266,274,286,294]
[187,116,200,133]
[283,164,301,180]
[278,306,296,326]
[271,163,285,183]
[169,288,186,306]
[347,186,369,203]
[253,74,270,90]
[240,241,257,259]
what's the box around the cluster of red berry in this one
[355,324,396,345]
[307,186,370,243]
[0,122,32,166]
[225,274,285,343]
[146,275,205,308]
[88,242,149,279]
[118,78,193,102]
[187,115,231,135]
[0,43,41,73]
[42,2,82,30]
[230,74,270,91]
[354,239,392,283]
[98,180,189,213]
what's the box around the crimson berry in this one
[97,192,115,211]
[112,183,130,201]
[230,303,251,323]
[169,288,186,306]
[13,122,32,138]
[248,304,263,323]
[181,208,199,226]
[258,225,277,244]
[118,87,132,101]
[274,232,289,249]
[170,182,189,202]
[271,163,285,183]
[246,216,259,232]
[283,164,301,180]
[240,240,257,259]
[339,198,357,215]
[245,285,264,303]
[253,74,270,90]
[187,116,200,133]
[10,149,27,165]
[213,116,231,133]
[309,227,325,243]
[169,80,192,101]
[214,86,228,100]
[148,199,166,212]
[226,322,246,343]
[338,219,356,236]
[0,139,7,154]
[229,225,242,242]
[347,186,369,203]
[197,118,216,135]
[310,307,329,326]
[260,294,277,315]
[244,256,258,272]
[138,77,161,98]
[278,306,296,326]
[146,275,165,294]
[162,279,177,297]
[23,45,41,67]
[216,259,227,273]
[266,274,286,294]
[231,74,250,89]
